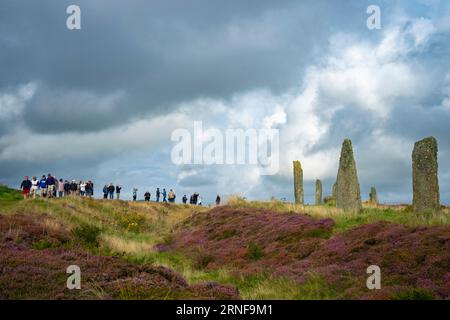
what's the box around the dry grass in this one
[100,234,154,254]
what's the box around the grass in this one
[226,195,450,233]
[0,185,23,209]
[1,187,448,300]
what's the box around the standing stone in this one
[369,187,378,205]
[332,181,337,200]
[293,160,304,205]
[335,139,362,212]
[315,179,323,205]
[412,137,440,212]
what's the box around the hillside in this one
[0,187,449,299]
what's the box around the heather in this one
[0,214,238,299]
[1,187,449,300]
[226,196,450,232]
[165,206,450,299]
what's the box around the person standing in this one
[116,185,122,199]
[57,178,65,197]
[132,188,138,201]
[20,176,32,199]
[216,195,221,206]
[80,181,86,196]
[144,191,150,201]
[108,183,115,200]
[39,175,47,198]
[64,180,70,197]
[30,176,39,199]
[182,195,187,204]
[103,184,108,199]
[192,192,199,205]
[162,188,167,202]
[86,181,94,197]
[70,180,78,196]
[46,174,56,198]
[168,189,176,203]
[156,188,160,202]
[197,195,202,206]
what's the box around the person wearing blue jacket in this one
[38,175,47,198]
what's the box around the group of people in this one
[136,188,177,203]
[133,188,220,206]
[19,176,221,206]
[102,183,122,200]
[19,175,94,199]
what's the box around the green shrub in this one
[392,288,435,300]
[72,223,101,246]
[247,242,264,261]
[32,239,58,250]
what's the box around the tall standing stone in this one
[369,187,378,205]
[412,137,440,212]
[293,160,304,205]
[315,179,322,205]
[335,139,362,212]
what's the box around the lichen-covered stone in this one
[369,187,378,205]
[412,137,440,212]
[293,160,304,205]
[335,139,361,213]
[315,179,322,205]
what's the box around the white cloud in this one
[0,83,36,120]
[0,113,191,162]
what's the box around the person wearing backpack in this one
[168,189,176,203]
[144,191,151,201]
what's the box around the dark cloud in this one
[0,0,373,133]
[1,0,449,205]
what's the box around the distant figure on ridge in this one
[182,195,187,204]
[144,191,151,201]
[162,188,167,202]
[156,188,160,202]
[132,188,138,201]
[107,183,115,199]
[216,195,221,206]
[168,189,176,203]
[116,185,122,200]
[103,184,108,199]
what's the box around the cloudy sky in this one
[1,0,450,204]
